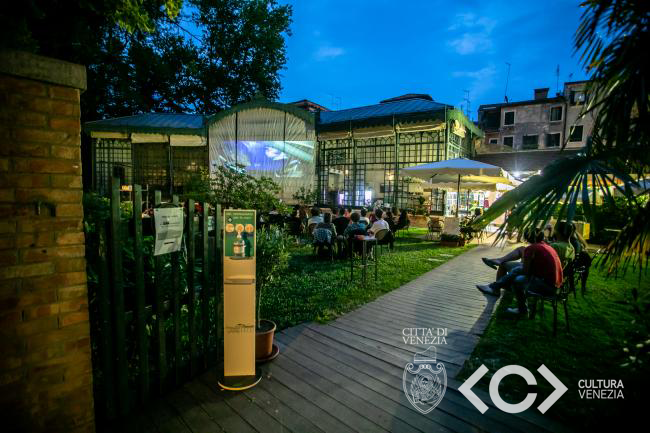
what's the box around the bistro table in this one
[350,235,378,287]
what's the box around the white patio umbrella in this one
[403,158,516,216]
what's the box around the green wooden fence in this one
[87,178,223,420]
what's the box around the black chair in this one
[526,272,571,337]
[374,229,392,254]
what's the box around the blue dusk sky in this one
[278,0,590,119]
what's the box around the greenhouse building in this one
[84,101,318,203]
[207,100,316,203]
[315,94,483,209]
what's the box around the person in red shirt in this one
[508,235,563,315]
[477,228,563,316]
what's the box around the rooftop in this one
[318,98,450,125]
[84,113,206,134]
[478,96,564,111]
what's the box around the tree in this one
[474,0,650,273]
[0,0,292,121]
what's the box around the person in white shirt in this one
[307,207,323,231]
[368,209,394,250]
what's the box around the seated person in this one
[509,230,564,315]
[313,213,336,254]
[359,208,370,225]
[344,212,367,237]
[368,209,378,225]
[385,210,397,232]
[287,206,304,243]
[344,212,371,255]
[307,206,323,231]
[395,209,409,231]
[550,221,576,267]
[368,209,394,250]
[477,228,542,296]
[315,213,337,239]
[333,207,349,235]
[477,228,563,316]
[481,245,527,279]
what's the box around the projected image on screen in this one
[219,141,314,178]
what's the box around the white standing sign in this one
[153,207,184,256]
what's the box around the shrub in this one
[440,233,461,242]
[256,226,290,327]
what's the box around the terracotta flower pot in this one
[255,319,276,360]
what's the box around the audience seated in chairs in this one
[385,210,396,233]
[368,209,394,251]
[394,209,410,236]
[344,212,370,256]
[571,223,592,294]
[287,205,303,244]
[313,213,336,259]
[332,207,350,257]
[359,208,370,225]
[476,228,564,317]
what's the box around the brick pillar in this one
[0,51,94,433]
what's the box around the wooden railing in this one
[87,178,223,420]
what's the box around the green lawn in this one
[260,228,475,330]
[457,262,650,431]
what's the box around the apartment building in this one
[474,80,594,177]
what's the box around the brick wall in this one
[0,51,93,432]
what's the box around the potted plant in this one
[440,233,463,247]
[255,226,289,362]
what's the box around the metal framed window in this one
[93,138,133,195]
[550,106,563,122]
[522,135,539,149]
[172,146,206,188]
[133,143,169,191]
[546,132,561,147]
[569,125,584,142]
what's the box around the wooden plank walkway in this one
[105,245,572,433]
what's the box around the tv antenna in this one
[504,62,511,103]
[556,64,560,94]
[463,89,471,120]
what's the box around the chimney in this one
[534,88,549,100]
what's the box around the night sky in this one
[278,0,590,119]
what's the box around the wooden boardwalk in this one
[107,245,571,433]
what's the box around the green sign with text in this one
[224,209,256,259]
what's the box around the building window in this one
[570,90,586,105]
[484,111,500,129]
[489,138,498,145]
[550,106,563,122]
[503,111,515,126]
[522,135,539,149]
[570,125,584,142]
[547,133,561,147]
[503,136,514,147]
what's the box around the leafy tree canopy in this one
[0,0,292,121]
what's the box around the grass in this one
[260,228,475,330]
[457,262,650,431]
